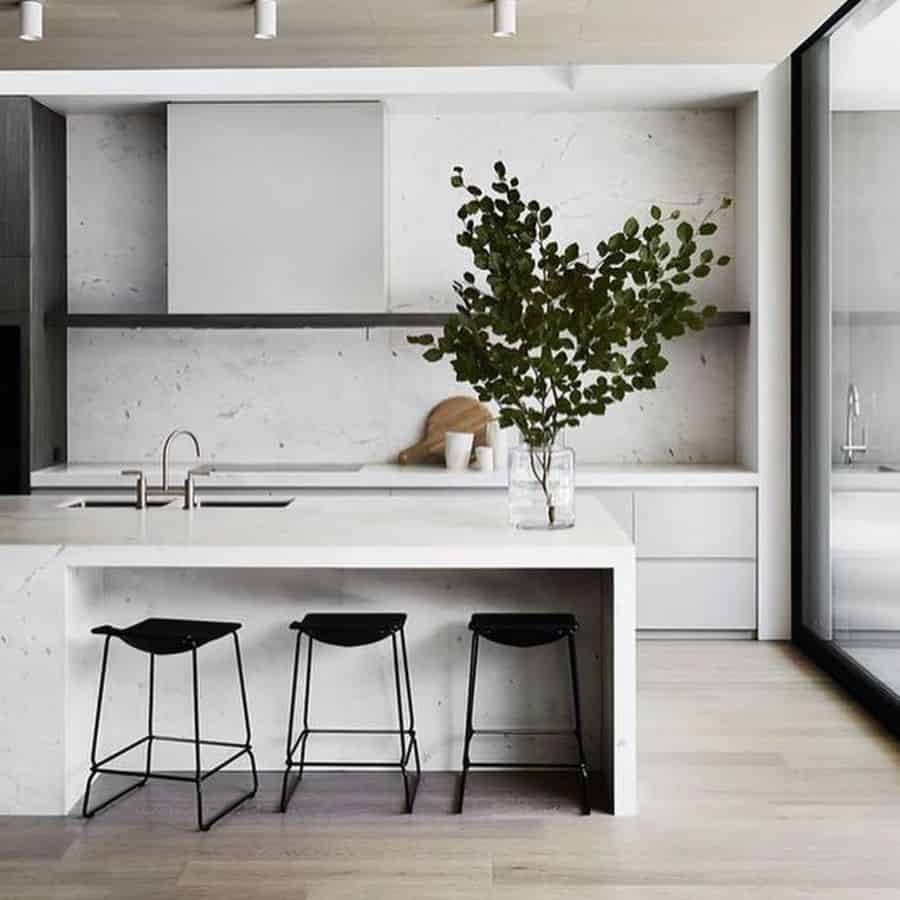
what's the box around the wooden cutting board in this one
[398,396,492,465]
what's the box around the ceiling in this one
[0,0,843,71]
[832,0,900,109]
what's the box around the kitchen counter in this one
[832,465,900,492]
[0,492,631,564]
[32,461,759,491]
[0,494,636,817]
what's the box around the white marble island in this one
[0,494,636,817]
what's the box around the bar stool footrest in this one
[83,735,258,830]
[281,726,422,814]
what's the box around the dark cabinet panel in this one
[0,99,31,259]
[0,98,67,490]
[29,101,67,471]
[0,257,30,313]
[0,325,26,493]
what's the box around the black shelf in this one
[48,310,751,330]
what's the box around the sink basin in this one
[195,498,295,508]
[63,499,173,509]
[193,463,362,475]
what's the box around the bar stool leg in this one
[297,635,314,781]
[145,653,155,781]
[280,629,302,813]
[191,637,259,831]
[391,631,418,813]
[281,633,314,813]
[400,627,422,801]
[391,633,410,813]
[456,632,479,814]
[567,634,591,815]
[233,633,259,797]
[191,646,206,831]
[83,636,149,819]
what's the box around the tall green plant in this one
[409,161,732,523]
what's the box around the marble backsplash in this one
[65,106,739,465]
[67,326,737,464]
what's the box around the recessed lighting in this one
[254,0,277,40]
[493,0,516,38]
[19,0,43,42]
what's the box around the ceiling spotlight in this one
[254,0,277,39]
[493,0,516,38]
[19,0,43,42]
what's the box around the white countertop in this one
[832,465,900,492]
[0,493,633,569]
[31,461,759,491]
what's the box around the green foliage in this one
[409,161,733,452]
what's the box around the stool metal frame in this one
[82,624,259,831]
[457,615,591,815]
[280,616,422,814]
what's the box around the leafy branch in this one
[409,161,733,521]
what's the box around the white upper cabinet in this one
[167,102,385,313]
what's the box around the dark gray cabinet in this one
[0,97,67,492]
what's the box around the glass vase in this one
[508,440,575,530]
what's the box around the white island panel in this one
[0,495,636,816]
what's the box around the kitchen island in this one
[0,494,636,817]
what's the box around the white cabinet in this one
[634,489,757,559]
[167,102,385,314]
[637,560,757,631]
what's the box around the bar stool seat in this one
[458,611,591,815]
[92,617,242,655]
[292,612,406,647]
[82,616,258,831]
[469,613,578,647]
[281,612,421,814]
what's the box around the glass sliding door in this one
[794,0,900,735]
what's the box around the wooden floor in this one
[3,641,900,899]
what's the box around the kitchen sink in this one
[195,498,295,508]
[63,498,174,509]
[192,463,362,475]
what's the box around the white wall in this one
[754,61,792,640]
[67,106,740,464]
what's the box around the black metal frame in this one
[82,632,259,831]
[791,0,900,740]
[456,631,591,815]
[280,626,422,814]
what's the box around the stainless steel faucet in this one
[161,429,201,491]
[841,384,868,465]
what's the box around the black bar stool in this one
[280,613,422,814]
[82,617,259,831]
[457,612,591,815]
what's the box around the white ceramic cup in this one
[487,419,512,471]
[444,431,475,471]
[474,446,494,472]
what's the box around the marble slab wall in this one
[832,112,900,465]
[66,108,738,464]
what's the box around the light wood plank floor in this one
[2,641,900,899]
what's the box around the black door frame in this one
[791,0,900,739]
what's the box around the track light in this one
[493,0,516,38]
[254,0,276,39]
[19,0,43,42]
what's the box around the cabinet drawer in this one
[635,489,756,559]
[637,560,757,630]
